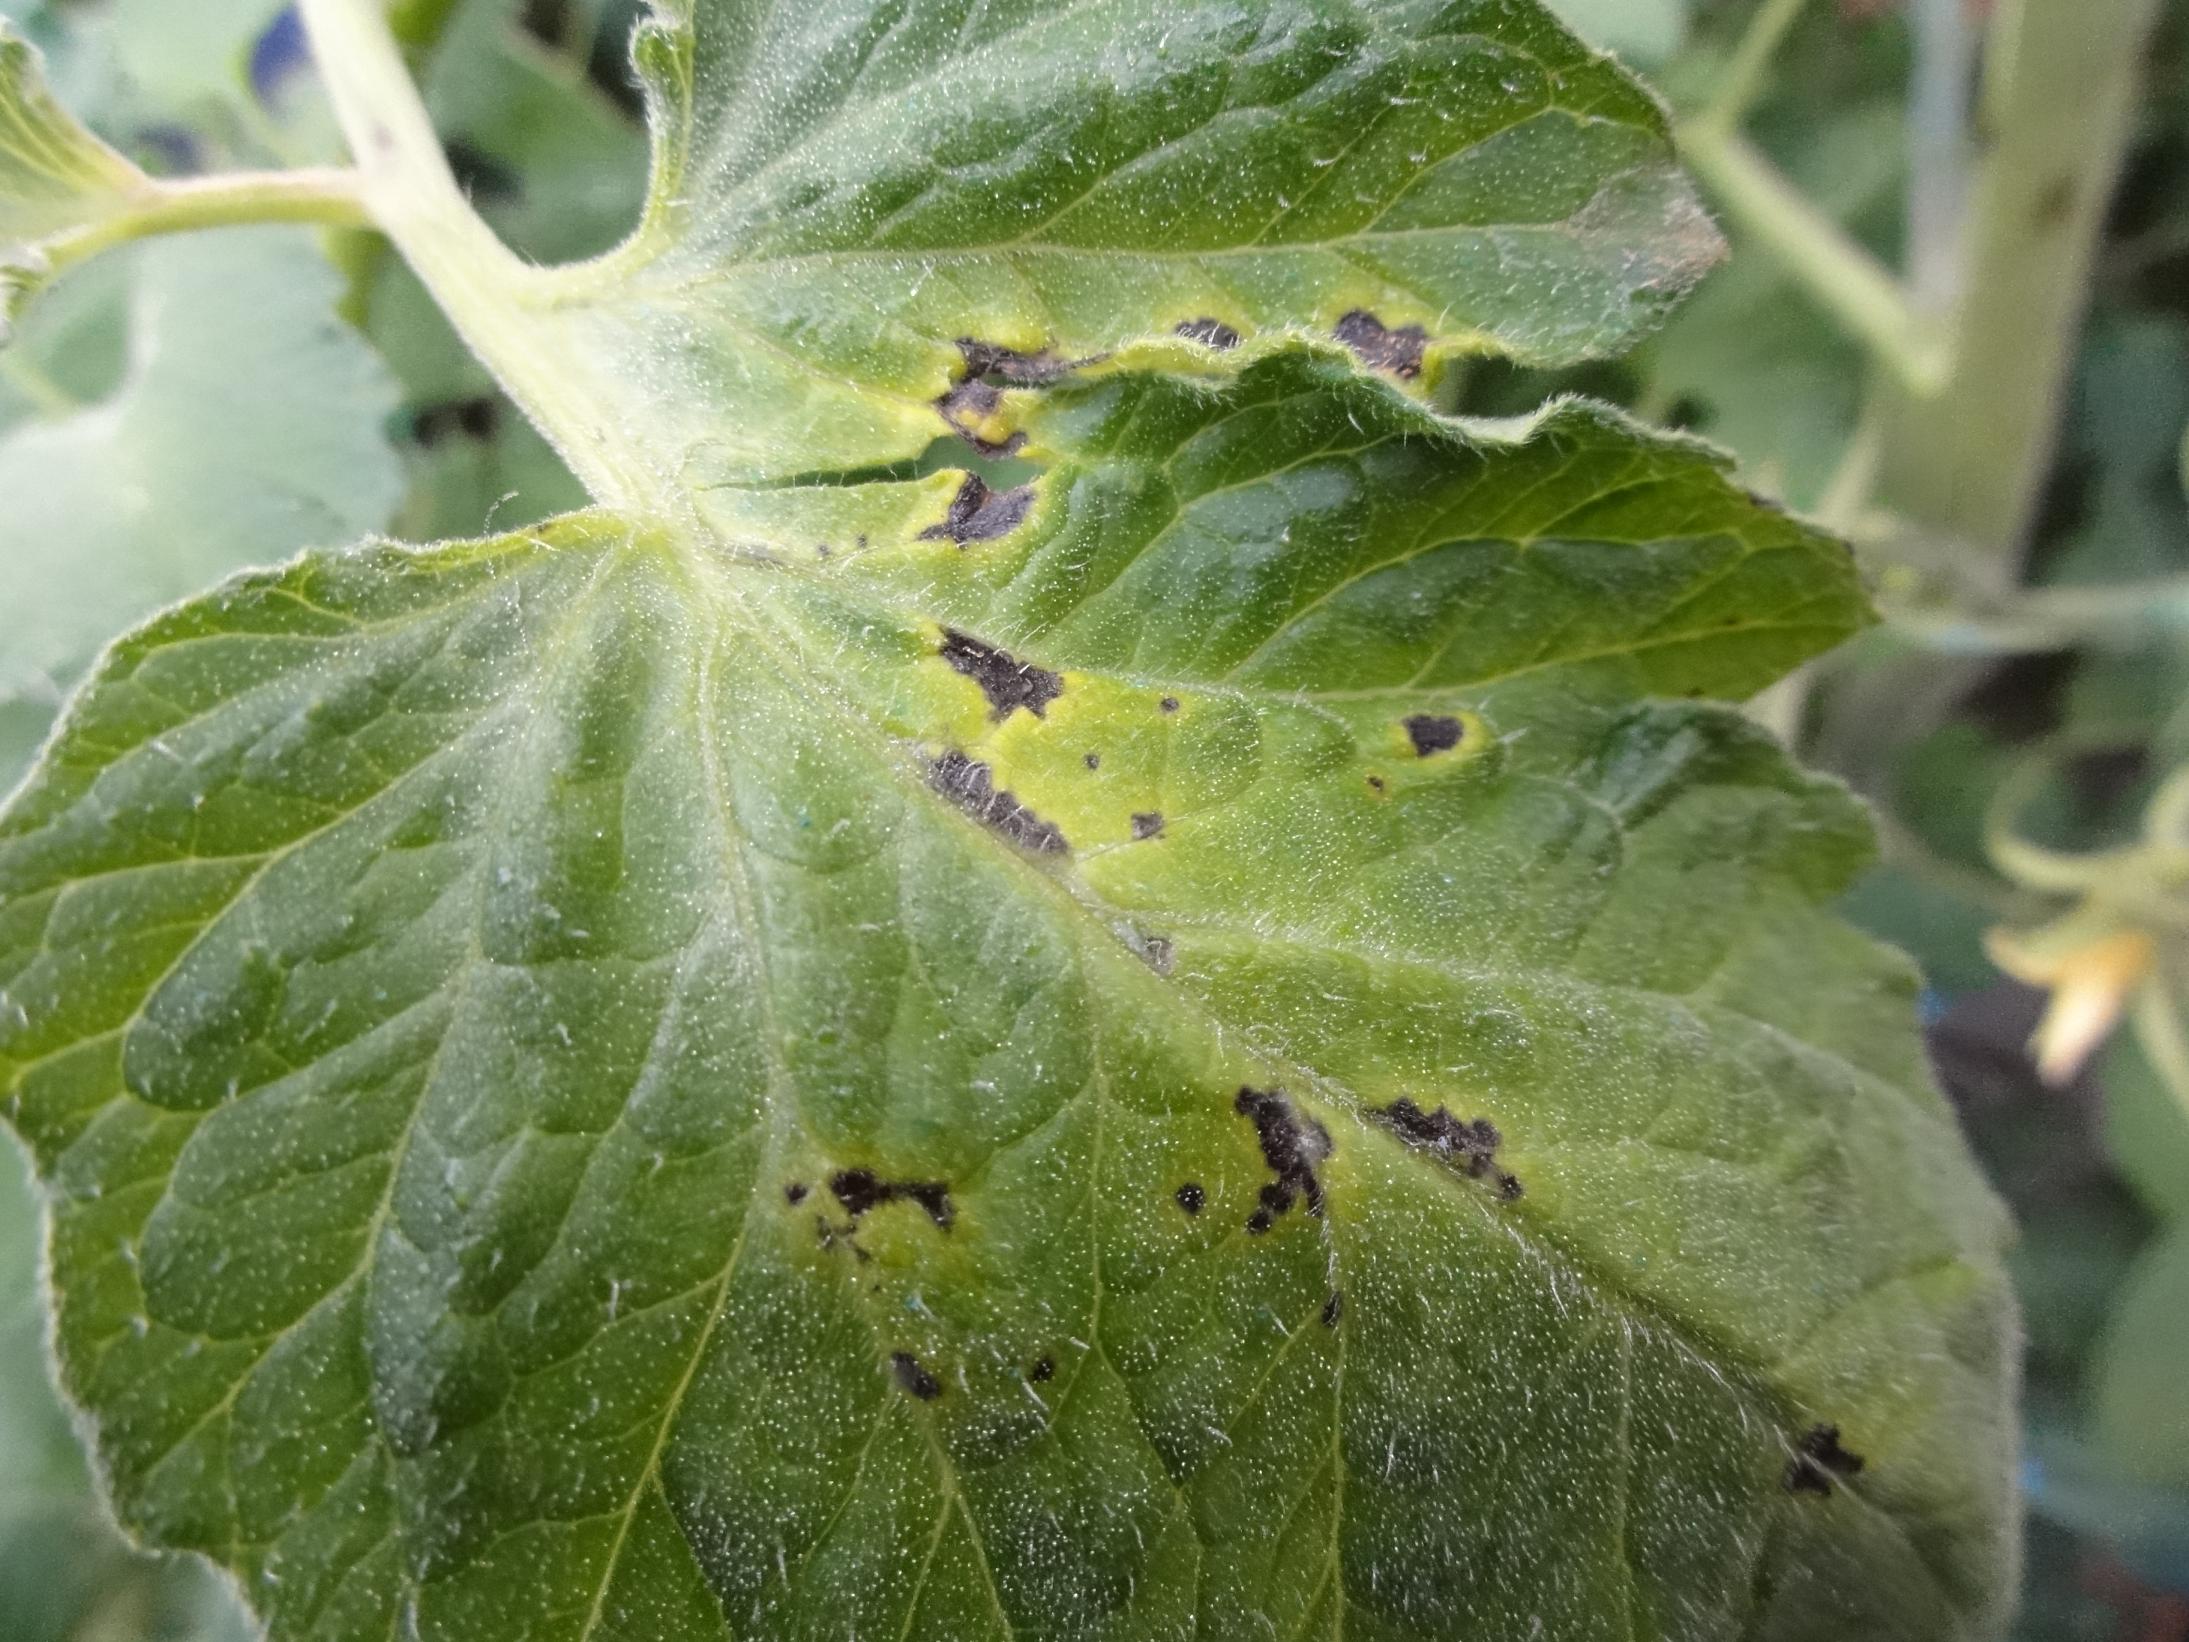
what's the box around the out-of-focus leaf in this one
[0,227,402,788]
[2091,1225,2189,1489]
[1,1141,255,1642]
[2106,1019,2189,1223]
[1544,0,1690,65]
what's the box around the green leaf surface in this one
[0,1,2020,1638]
[0,341,2015,1640]
[523,0,1725,485]
[0,227,404,786]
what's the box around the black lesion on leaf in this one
[1083,752,1101,770]
[1174,1182,1205,1216]
[783,1182,809,1205]
[1029,1356,1055,1383]
[939,629,1063,720]
[935,378,1025,457]
[1785,1424,1865,1496]
[1159,696,1180,714]
[1322,1291,1344,1328]
[829,1168,954,1230]
[1374,1098,1523,1200]
[1334,310,1428,380]
[1404,714,1466,756]
[957,338,1073,386]
[1131,930,1176,975]
[919,473,1034,543]
[1130,812,1165,841]
[1236,1086,1331,1233]
[891,1352,943,1401]
[927,751,1070,854]
[1175,317,1242,350]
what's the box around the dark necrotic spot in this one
[1322,1291,1344,1328]
[783,1182,809,1205]
[935,378,1024,457]
[1175,1182,1205,1215]
[1334,310,1428,379]
[891,1351,943,1400]
[920,473,1034,543]
[1131,812,1165,841]
[1234,1086,1332,1228]
[1159,696,1180,714]
[927,751,1069,854]
[1785,1424,1864,1495]
[940,629,1063,720]
[1029,1356,1055,1382]
[1175,317,1241,350]
[957,338,1071,385]
[1374,1098,1515,1194]
[1404,714,1465,756]
[1083,752,1101,771]
[829,1168,954,1230]
[1135,932,1175,975]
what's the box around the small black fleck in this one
[1029,1356,1055,1382]
[1334,310,1429,379]
[1137,933,1176,975]
[1785,1424,1865,1495]
[1175,317,1242,350]
[1404,714,1466,756]
[920,473,1035,543]
[1175,1182,1205,1215]
[1159,696,1180,714]
[1131,812,1165,841]
[1246,1207,1275,1235]
[1321,1291,1344,1328]
[940,629,1063,720]
[1495,1171,1524,1201]
[1083,752,1101,771]
[1367,774,1386,792]
[928,751,1069,854]
[891,1351,943,1401]
[784,1182,809,1205]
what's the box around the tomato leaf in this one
[0,3,2018,1639]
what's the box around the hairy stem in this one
[36,167,371,283]
[296,0,666,516]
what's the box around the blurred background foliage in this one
[1,0,2186,1635]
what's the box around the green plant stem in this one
[295,0,667,517]
[1874,0,2166,564]
[1702,0,1815,129]
[37,167,371,285]
[1678,121,1946,394]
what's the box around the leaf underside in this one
[0,3,2017,1641]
